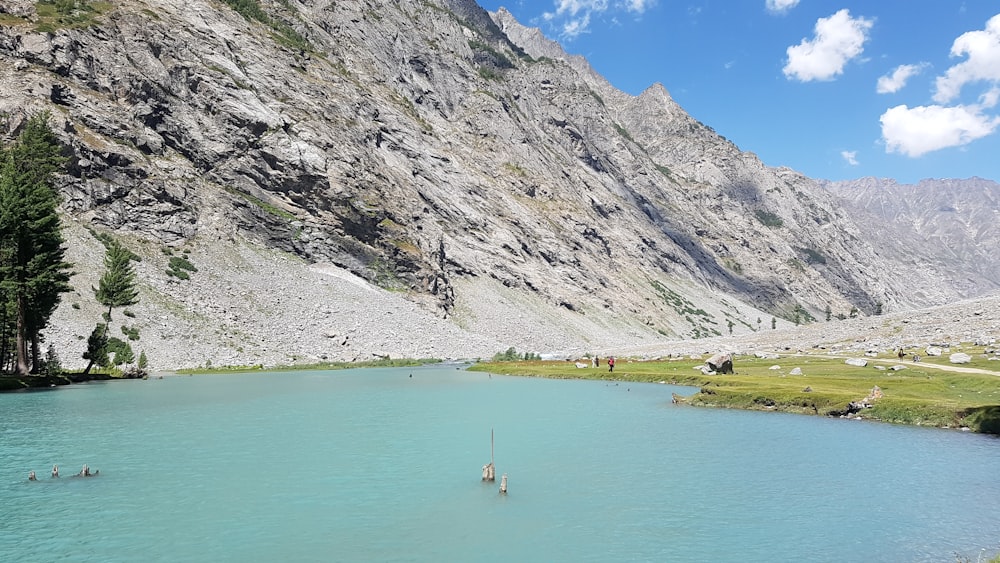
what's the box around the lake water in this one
[2,364,999,562]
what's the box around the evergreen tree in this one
[82,323,108,372]
[106,336,134,367]
[41,342,62,376]
[82,239,139,375]
[0,112,71,375]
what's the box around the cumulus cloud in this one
[933,14,1000,103]
[840,150,859,165]
[766,0,799,15]
[876,63,927,94]
[880,103,1000,157]
[783,9,874,82]
[543,0,655,39]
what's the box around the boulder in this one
[949,353,972,364]
[925,346,943,357]
[789,367,802,375]
[705,353,733,374]
[845,358,868,367]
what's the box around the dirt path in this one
[775,352,1000,376]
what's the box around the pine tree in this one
[82,323,108,372]
[82,239,139,375]
[0,112,72,375]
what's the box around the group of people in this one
[28,464,98,481]
[590,356,617,372]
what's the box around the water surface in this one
[2,365,999,562]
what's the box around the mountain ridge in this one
[0,0,996,369]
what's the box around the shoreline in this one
[0,372,114,391]
[469,350,1000,434]
[6,353,999,435]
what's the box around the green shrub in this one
[166,255,196,280]
[492,347,520,362]
[165,268,189,280]
[169,256,197,272]
[754,210,784,227]
[121,325,140,341]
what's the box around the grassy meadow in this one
[470,346,1000,433]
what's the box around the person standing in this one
[608,357,615,373]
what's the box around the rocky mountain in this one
[822,177,1000,302]
[0,0,996,370]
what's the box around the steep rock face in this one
[0,0,983,369]
[492,9,894,315]
[822,177,1000,302]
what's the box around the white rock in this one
[949,353,972,364]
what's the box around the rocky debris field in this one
[615,293,1000,360]
[45,220,998,372]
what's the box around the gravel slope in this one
[44,220,1000,372]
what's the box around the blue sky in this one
[474,1,1000,184]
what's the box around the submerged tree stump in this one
[499,473,508,494]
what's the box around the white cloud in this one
[561,14,591,39]
[933,14,1000,103]
[876,63,927,94]
[841,150,859,165]
[624,0,655,13]
[766,0,799,15]
[542,0,655,39]
[783,9,874,82]
[879,103,1000,157]
[982,86,1000,108]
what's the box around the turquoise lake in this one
[2,364,999,562]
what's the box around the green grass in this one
[33,0,111,32]
[223,186,296,220]
[470,348,1000,433]
[218,0,311,52]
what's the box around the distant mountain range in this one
[822,177,1000,303]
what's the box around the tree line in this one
[0,112,142,376]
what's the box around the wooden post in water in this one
[482,428,495,482]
